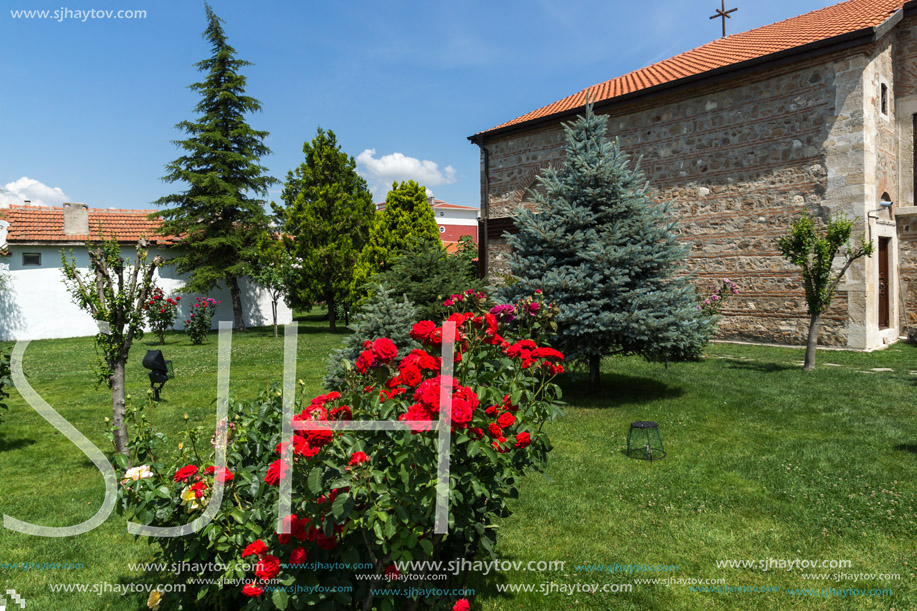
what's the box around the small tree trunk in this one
[111,358,129,455]
[803,313,821,371]
[327,294,337,333]
[229,276,246,332]
[589,354,601,393]
[272,299,278,338]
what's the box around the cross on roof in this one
[710,0,738,38]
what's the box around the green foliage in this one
[501,103,713,373]
[777,212,873,316]
[323,284,420,389]
[154,4,277,328]
[116,305,565,610]
[276,128,374,331]
[352,180,441,299]
[372,239,484,322]
[0,348,10,425]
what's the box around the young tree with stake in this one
[777,212,873,371]
[62,238,162,456]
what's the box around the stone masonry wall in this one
[482,48,875,347]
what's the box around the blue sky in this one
[0,0,841,210]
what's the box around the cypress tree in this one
[352,180,441,298]
[277,127,375,332]
[501,103,713,392]
[155,4,276,332]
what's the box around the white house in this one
[0,202,292,341]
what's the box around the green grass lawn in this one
[1,318,915,610]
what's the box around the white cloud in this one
[356,149,456,198]
[0,177,71,208]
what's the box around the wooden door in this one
[878,237,890,329]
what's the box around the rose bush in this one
[117,290,564,610]
[184,297,220,345]
[144,287,182,344]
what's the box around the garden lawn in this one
[0,321,915,610]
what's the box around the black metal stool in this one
[626,421,665,461]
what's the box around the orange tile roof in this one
[0,204,176,245]
[476,0,906,136]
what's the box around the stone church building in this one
[470,0,917,350]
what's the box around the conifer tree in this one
[352,180,441,298]
[155,4,276,332]
[277,128,375,332]
[501,103,713,392]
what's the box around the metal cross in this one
[710,0,738,38]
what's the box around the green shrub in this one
[324,284,419,389]
[372,239,483,322]
[116,290,564,610]
[0,348,10,425]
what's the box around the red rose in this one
[264,459,289,486]
[399,364,422,387]
[488,422,503,438]
[453,599,470,611]
[349,451,369,466]
[242,539,268,558]
[497,412,516,429]
[242,582,264,598]
[190,480,207,498]
[305,427,333,448]
[255,554,280,580]
[289,547,307,565]
[314,531,338,550]
[514,432,531,449]
[204,465,234,484]
[173,465,198,483]
[410,321,436,342]
[533,346,564,360]
[330,405,352,421]
[372,337,398,363]
[355,350,375,374]
[468,427,484,440]
[384,564,402,580]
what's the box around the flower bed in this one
[117,291,564,610]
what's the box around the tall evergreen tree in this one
[501,103,713,392]
[352,180,441,298]
[277,128,375,332]
[155,4,276,332]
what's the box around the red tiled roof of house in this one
[477,0,906,136]
[0,204,176,245]
[430,199,478,211]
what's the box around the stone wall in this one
[481,48,880,347]
[894,15,917,335]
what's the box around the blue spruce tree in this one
[501,103,714,392]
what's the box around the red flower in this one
[204,465,234,484]
[372,337,398,362]
[514,432,531,449]
[410,320,436,342]
[468,427,484,440]
[305,427,333,448]
[255,554,280,580]
[264,459,290,486]
[355,350,375,374]
[384,564,402,580]
[349,451,369,466]
[488,422,503,438]
[330,405,352,421]
[242,539,268,558]
[314,531,338,550]
[289,547,307,565]
[242,582,264,598]
[399,364,422,387]
[190,480,207,499]
[453,599,470,611]
[533,346,564,361]
[173,465,198,483]
[497,412,516,429]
